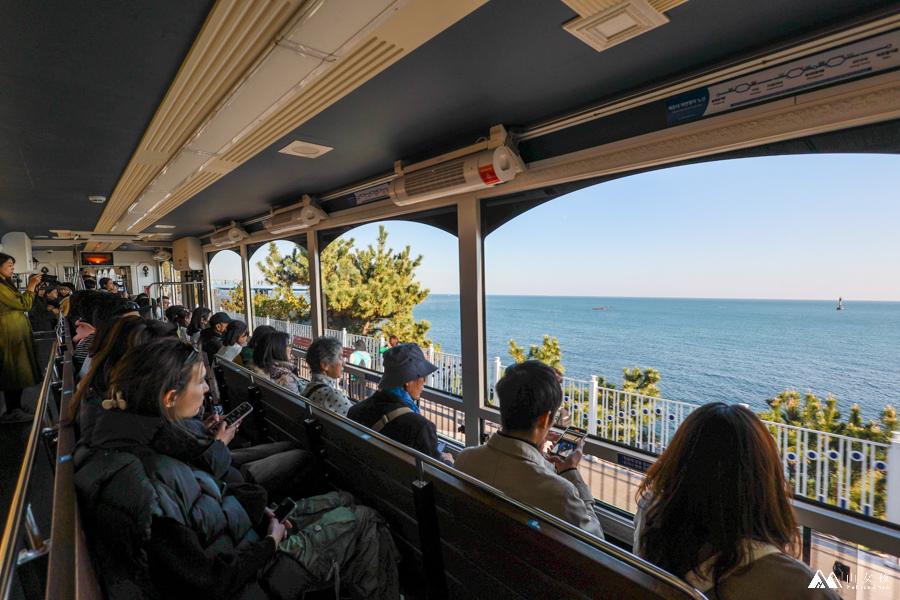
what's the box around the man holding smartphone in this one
[455,361,604,539]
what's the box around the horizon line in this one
[423,293,899,302]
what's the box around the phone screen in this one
[550,426,587,458]
[436,441,447,454]
[224,402,253,426]
[273,498,295,522]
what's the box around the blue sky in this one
[210,154,900,301]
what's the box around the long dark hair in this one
[221,320,248,347]
[636,403,798,586]
[68,316,177,422]
[0,252,18,291]
[253,331,292,370]
[108,338,203,421]
[187,307,211,336]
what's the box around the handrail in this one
[0,340,59,599]
[216,357,706,599]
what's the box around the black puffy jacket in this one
[74,409,261,600]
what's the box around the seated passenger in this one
[241,324,275,367]
[300,337,353,416]
[216,319,248,363]
[164,305,192,340]
[199,311,230,363]
[454,361,604,539]
[75,338,400,600]
[251,331,304,393]
[78,296,141,378]
[186,306,211,344]
[347,343,453,464]
[633,403,838,599]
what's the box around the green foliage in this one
[759,389,897,517]
[256,227,432,345]
[217,282,310,322]
[508,335,564,372]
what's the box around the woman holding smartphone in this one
[75,338,399,600]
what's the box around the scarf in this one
[384,387,420,414]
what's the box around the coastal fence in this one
[221,310,898,518]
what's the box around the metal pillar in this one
[239,244,252,326]
[307,230,326,339]
[457,197,486,447]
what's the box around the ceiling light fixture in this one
[89,196,107,204]
[278,140,334,159]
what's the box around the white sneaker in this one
[0,409,34,424]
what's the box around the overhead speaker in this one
[172,237,202,271]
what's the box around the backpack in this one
[261,491,400,600]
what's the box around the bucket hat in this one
[378,343,437,390]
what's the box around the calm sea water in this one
[413,295,900,421]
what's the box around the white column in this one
[342,328,348,347]
[886,432,900,524]
[588,376,599,436]
[458,197,487,447]
[239,244,252,327]
[307,230,326,339]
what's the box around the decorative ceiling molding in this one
[96,0,489,236]
[97,0,305,233]
[562,0,687,53]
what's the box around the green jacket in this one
[0,283,40,390]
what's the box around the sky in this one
[210,154,900,301]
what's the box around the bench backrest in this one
[215,358,704,600]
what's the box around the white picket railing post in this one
[341,328,348,347]
[588,376,599,436]
[426,344,435,387]
[887,432,900,524]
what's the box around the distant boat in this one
[837,297,844,311]
[592,307,606,310]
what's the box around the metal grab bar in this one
[0,340,59,599]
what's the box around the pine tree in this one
[256,227,433,344]
[508,335,564,372]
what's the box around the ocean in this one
[413,295,900,422]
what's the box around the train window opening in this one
[208,249,242,315]
[317,219,463,440]
[245,238,309,337]
[482,153,900,522]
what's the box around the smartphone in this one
[549,426,588,458]
[273,497,295,523]
[223,402,253,426]
[436,441,447,454]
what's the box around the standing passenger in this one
[0,253,42,423]
[633,403,839,599]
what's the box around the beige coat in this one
[455,433,604,539]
